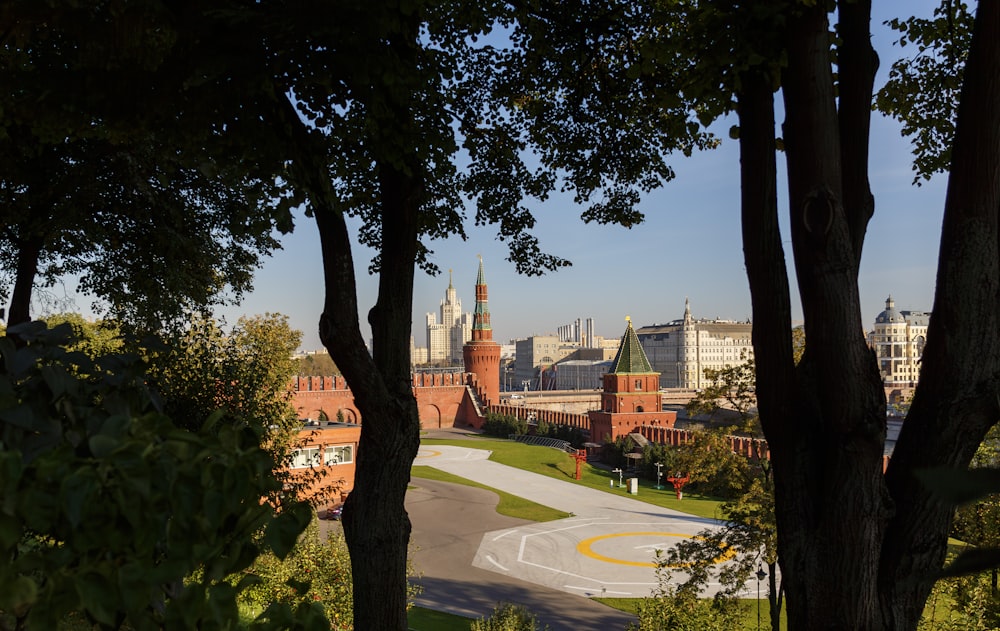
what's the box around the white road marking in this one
[492,529,520,541]
[485,555,509,572]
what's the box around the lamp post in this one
[654,462,663,489]
[756,564,767,631]
[612,468,623,488]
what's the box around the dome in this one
[875,295,905,324]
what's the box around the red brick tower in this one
[463,256,501,405]
[588,316,674,443]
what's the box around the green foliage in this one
[919,556,1000,630]
[0,2,297,330]
[602,434,638,469]
[685,355,758,434]
[641,442,678,482]
[919,422,1000,580]
[0,321,314,630]
[533,422,587,449]
[237,519,354,630]
[41,313,124,361]
[482,412,528,438]
[628,554,743,631]
[296,352,340,377]
[673,429,752,500]
[665,471,781,629]
[876,1,975,183]
[145,313,302,445]
[470,603,549,631]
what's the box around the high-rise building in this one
[463,256,501,404]
[635,298,754,389]
[868,295,929,387]
[425,270,472,363]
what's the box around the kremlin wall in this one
[290,258,896,512]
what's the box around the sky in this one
[208,1,948,352]
[57,1,949,352]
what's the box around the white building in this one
[424,271,472,364]
[868,295,929,387]
[635,298,754,389]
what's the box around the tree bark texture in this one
[757,1,888,628]
[275,77,421,627]
[743,1,1000,629]
[736,69,789,631]
[8,234,42,329]
[881,3,1000,629]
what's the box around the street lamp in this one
[756,564,768,631]
[654,462,664,489]
[612,468,623,488]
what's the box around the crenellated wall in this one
[291,375,894,474]
[291,372,481,430]
[484,404,592,432]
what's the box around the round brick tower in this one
[463,256,501,406]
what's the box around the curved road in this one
[406,477,638,631]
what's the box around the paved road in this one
[407,478,638,631]
[406,440,749,630]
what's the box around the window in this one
[325,445,354,465]
[290,447,320,469]
[635,379,642,390]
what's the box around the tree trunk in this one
[736,63,790,631]
[340,157,422,630]
[767,563,780,631]
[879,4,1000,629]
[275,78,421,627]
[765,2,889,628]
[7,234,43,330]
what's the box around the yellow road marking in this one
[576,532,734,568]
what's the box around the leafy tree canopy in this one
[0,322,315,630]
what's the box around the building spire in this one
[472,256,492,339]
[609,315,653,373]
[683,297,692,326]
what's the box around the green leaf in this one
[76,572,118,627]
[0,576,38,614]
[939,547,1000,578]
[88,434,120,458]
[915,467,1000,505]
[264,501,312,560]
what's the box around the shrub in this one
[482,412,528,437]
[471,603,549,631]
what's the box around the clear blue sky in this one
[214,1,948,351]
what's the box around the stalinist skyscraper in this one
[425,270,472,363]
[463,256,501,405]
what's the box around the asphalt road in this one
[406,477,638,631]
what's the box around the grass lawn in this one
[422,436,726,520]
[410,465,571,522]
[408,606,474,630]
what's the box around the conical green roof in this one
[610,317,654,374]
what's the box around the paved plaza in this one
[414,444,729,599]
[409,441,762,629]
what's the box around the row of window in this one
[289,445,354,469]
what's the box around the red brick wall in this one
[290,373,475,429]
